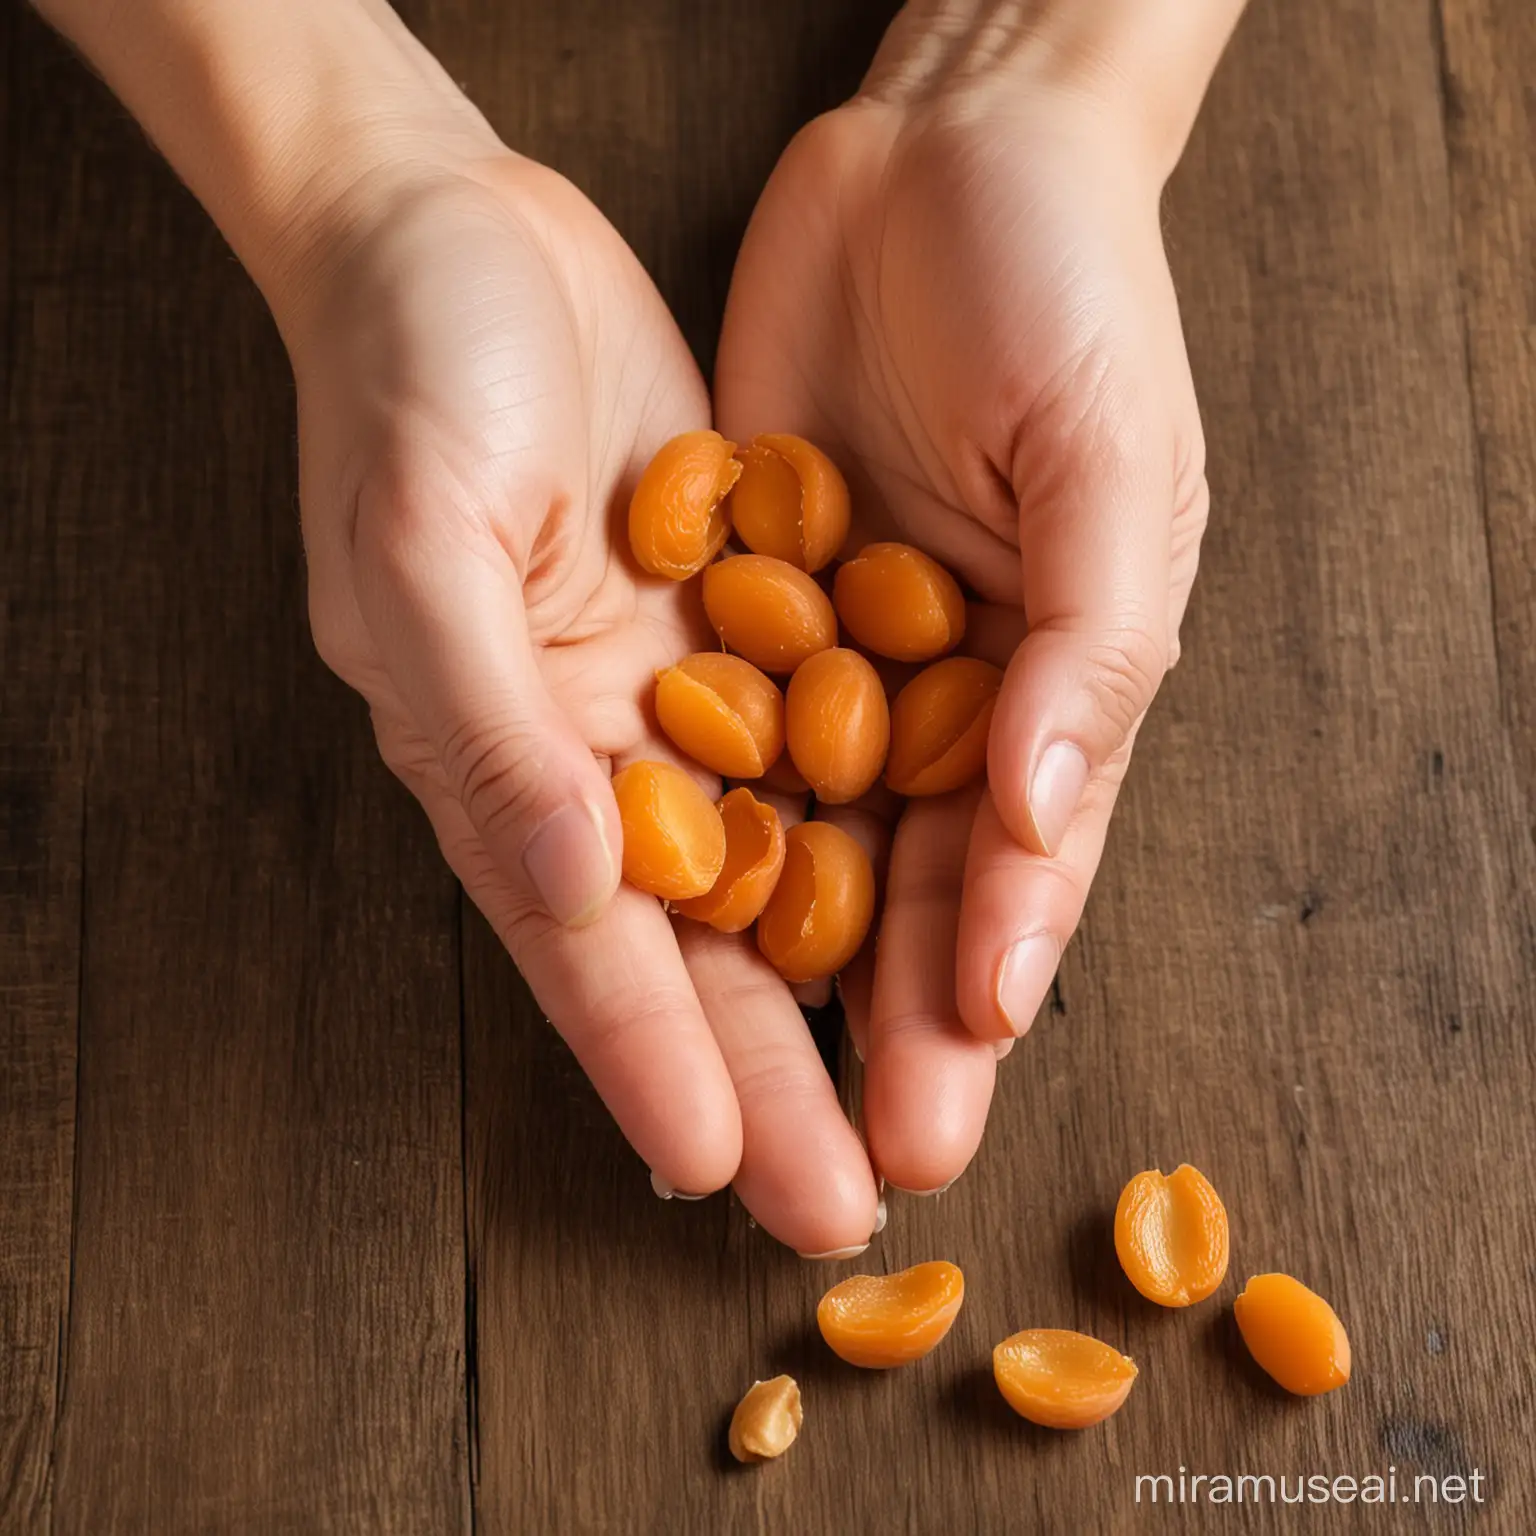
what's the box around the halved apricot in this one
[1234,1274,1351,1396]
[817,1261,965,1368]
[627,430,741,579]
[754,753,811,797]
[756,821,874,982]
[611,760,725,901]
[728,434,851,572]
[884,657,1002,796]
[675,788,785,932]
[702,554,838,674]
[992,1330,1138,1429]
[785,648,890,805]
[654,653,785,779]
[833,543,965,661]
[1114,1164,1230,1307]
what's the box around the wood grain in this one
[2,0,1533,1530]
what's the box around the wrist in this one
[37,0,503,337]
[863,0,1247,183]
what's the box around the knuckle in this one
[1083,624,1167,739]
[440,714,545,840]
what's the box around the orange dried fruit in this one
[1114,1164,1230,1308]
[727,1375,802,1463]
[654,653,785,779]
[992,1330,1138,1429]
[1234,1274,1351,1396]
[675,788,785,932]
[785,648,890,805]
[816,1261,965,1369]
[755,753,811,797]
[728,434,851,572]
[756,821,874,982]
[885,657,1002,796]
[833,542,966,661]
[701,554,838,674]
[627,430,741,579]
[611,760,725,901]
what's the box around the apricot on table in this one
[817,1261,965,1368]
[1114,1164,1230,1308]
[833,542,966,661]
[728,433,851,572]
[627,429,741,579]
[992,1329,1138,1429]
[655,652,785,779]
[785,647,890,805]
[1234,1273,1351,1396]
[611,759,725,901]
[756,821,875,982]
[702,554,839,675]
[884,656,1002,796]
[675,788,785,932]
[727,1374,803,1463]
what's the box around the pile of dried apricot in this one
[623,431,1002,981]
[725,1163,1353,1466]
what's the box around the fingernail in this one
[994,1038,1015,1060]
[1028,741,1090,857]
[797,1244,870,1261]
[650,1169,708,1201]
[873,1198,888,1234]
[996,932,1059,1037]
[522,799,614,927]
[888,1178,957,1197]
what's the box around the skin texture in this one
[39,0,1245,1251]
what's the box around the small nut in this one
[727,1374,803,1463]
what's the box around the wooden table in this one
[4,1,1533,1529]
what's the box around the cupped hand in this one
[716,51,1209,1193]
[288,151,878,1255]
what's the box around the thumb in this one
[989,385,1175,858]
[351,474,620,927]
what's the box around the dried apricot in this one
[992,1330,1138,1429]
[675,788,785,932]
[655,653,785,779]
[756,821,875,982]
[728,1375,802,1463]
[627,430,741,579]
[817,1261,964,1368]
[612,760,725,901]
[729,434,851,572]
[1234,1274,1351,1396]
[785,648,890,805]
[833,542,965,662]
[702,554,838,674]
[755,753,811,797]
[1114,1164,1230,1308]
[884,657,1002,796]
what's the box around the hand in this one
[716,12,1213,1193]
[289,150,879,1254]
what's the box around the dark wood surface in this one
[3,1,1532,1530]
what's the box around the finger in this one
[412,769,742,1195]
[990,391,1176,859]
[350,473,620,928]
[864,788,998,1195]
[675,924,879,1257]
[956,757,1129,1042]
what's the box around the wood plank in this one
[3,15,472,1532]
[1436,0,1536,799]
[0,8,84,1526]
